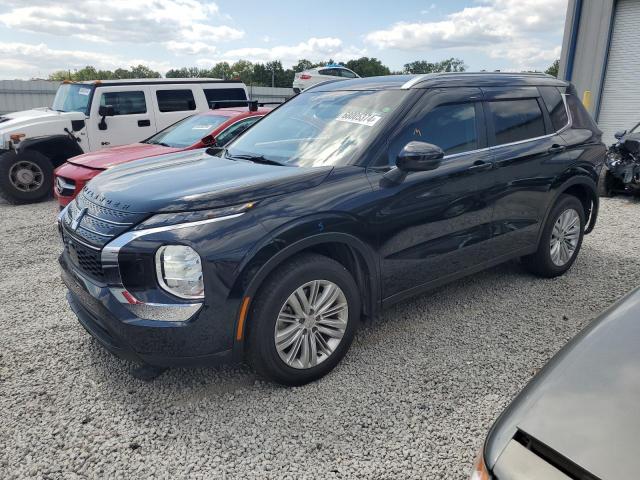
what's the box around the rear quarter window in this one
[156,89,196,112]
[488,99,546,146]
[539,86,569,131]
[204,88,247,108]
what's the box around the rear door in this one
[87,86,155,150]
[484,86,569,255]
[150,86,201,131]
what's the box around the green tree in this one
[545,59,560,78]
[292,59,315,72]
[344,57,391,77]
[403,58,466,74]
[48,64,160,81]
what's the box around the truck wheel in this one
[247,253,360,386]
[522,194,585,278]
[0,150,53,204]
[597,166,614,197]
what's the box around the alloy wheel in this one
[274,280,348,369]
[550,208,581,266]
[9,160,44,192]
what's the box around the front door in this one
[87,86,156,151]
[367,88,500,301]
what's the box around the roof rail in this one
[208,99,283,112]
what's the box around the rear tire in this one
[522,194,585,278]
[0,150,53,204]
[597,166,614,197]
[247,253,360,386]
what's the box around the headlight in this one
[470,449,490,480]
[155,245,204,299]
[135,202,255,231]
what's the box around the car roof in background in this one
[307,72,568,92]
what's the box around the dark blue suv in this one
[58,73,605,385]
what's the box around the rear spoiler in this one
[208,100,284,112]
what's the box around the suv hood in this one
[486,287,640,480]
[68,143,181,169]
[0,108,84,135]
[82,149,332,213]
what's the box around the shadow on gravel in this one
[77,239,640,403]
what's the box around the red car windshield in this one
[145,114,230,148]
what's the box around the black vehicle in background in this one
[599,123,640,196]
[58,73,605,385]
[471,287,640,480]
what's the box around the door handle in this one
[467,161,492,172]
[138,119,151,127]
[548,144,566,154]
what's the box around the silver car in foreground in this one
[472,287,640,480]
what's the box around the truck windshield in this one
[52,84,94,114]
[145,114,230,148]
[226,89,408,167]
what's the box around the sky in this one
[0,0,568,79]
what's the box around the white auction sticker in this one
[336,111,382,127]
[78,88,91,96]
[192,125,213,130]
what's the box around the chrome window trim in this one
[401,75,429,89]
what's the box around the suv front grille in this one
[60,193,148,280]
[62,233,105,281]
[62,193,145,248]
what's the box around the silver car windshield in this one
[52,84,94,115]
[226,89,408,167]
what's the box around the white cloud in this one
[365,0,567,69]
[0,0,243,49]
[220,37,365,66]
[0,42,170,79]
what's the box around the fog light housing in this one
[155,245,204,299]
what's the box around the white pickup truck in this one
[0,78,248,204]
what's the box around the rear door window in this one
[156,89,196,112]
[539,86,569,131]
[487,99,546,146]
[204,88,247,108]
[100,91,146,115]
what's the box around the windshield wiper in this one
[227,153,286,166]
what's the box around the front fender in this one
[230,214,380,346]
[18,134,84,166]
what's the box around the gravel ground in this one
[1,196,639,479]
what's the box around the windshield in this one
[227,90,408,167]
[145,114,230,148]
[52,84,93,114]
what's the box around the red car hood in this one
[68,143,182,169]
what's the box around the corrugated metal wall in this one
[0,80,60,114]
[0,81,295,115]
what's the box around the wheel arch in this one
[543,174,599,241]
[232,232,380,344]
[18,135,84,168]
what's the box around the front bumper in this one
[60,251,234,367]
[53,163,102,207]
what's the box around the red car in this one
[54,106,270,207]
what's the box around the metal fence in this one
[0,80,295,114]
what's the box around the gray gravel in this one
[1,196,639,479]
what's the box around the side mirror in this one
[98,105,114,117]
[614,130,627,140]
[201,134,216,147]
[396,141,444,172]
[98,105,114,131]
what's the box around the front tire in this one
[0,150,53,204]
[248,253,360,386]
[597,166,615,197]
[522,194,585,278]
